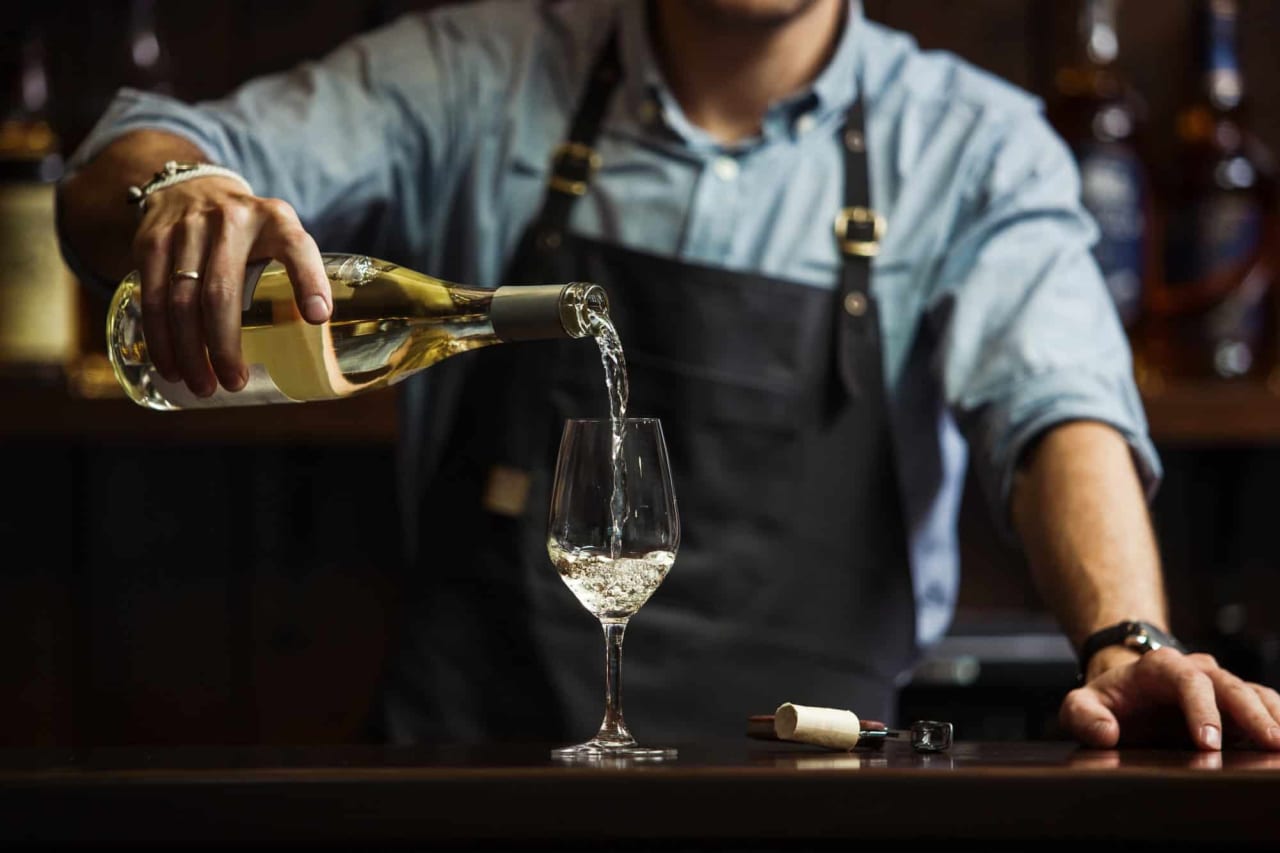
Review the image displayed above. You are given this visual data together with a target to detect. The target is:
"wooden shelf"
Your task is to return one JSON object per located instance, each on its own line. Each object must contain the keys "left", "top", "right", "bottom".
{"left": 1141, "top": 376, "right": 1280, "bottom": 446}
{"left": 5, "top": 360, "right": 1280, "bottom": 448}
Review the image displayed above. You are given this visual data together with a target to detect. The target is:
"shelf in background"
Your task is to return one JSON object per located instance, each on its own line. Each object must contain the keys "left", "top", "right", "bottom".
{"left": 4, "top": 357, "right": 1280, "bottom": 447}
{"left": 0, "top": 355, "right": 398, "bottom": 445}
{"left": 1140, "top": 375, "right": 1280, "bottom": 446}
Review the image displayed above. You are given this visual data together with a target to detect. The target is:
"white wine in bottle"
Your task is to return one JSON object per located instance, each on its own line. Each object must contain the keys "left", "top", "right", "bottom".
{"left": 107, "top": 253, "right": 609, "bottom": 410}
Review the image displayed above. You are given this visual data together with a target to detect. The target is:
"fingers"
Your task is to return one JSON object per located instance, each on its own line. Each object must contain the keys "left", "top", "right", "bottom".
{"left": 130, "top": 186, "right": 327, "bottom": 397}
{"left": 1058, "top": 686, "right": 1120, "bottom": 748}
{"left": 132, "top": 221, "right": 178, "bottom": 382}
{"left": 1186, "top": 653, "right": 1280, "bottom": 750}
{"left": 253, "top": 199, "right": 331, "bottom": 324}
{"left": 1201, "top": 667, "right": 1280, "bottom": 750}
{"left": 203, "top": 205, "right": 254, "bottom": 391}
{"left": 1254, "top": 684, "right": 1280, "bottom": 731}
{"left": 1146, "top": 649, "right": 1222, "bottom": 750}
{"left": 168, "top": 214, "right": 218, "bottom": 397}
{"left": 1072, "top": 647, "right": 1280, "bottom": 751}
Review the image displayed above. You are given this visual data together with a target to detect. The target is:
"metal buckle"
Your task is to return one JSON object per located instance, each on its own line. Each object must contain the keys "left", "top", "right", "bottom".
{"left": 1125, "top": 630, "right": 1154, "bottom": 652}
{"left": 548, "top": 142, "right": 602, "bottom": 196}
{"left": 834, "top": 206, "right": 885, "bottom": 257}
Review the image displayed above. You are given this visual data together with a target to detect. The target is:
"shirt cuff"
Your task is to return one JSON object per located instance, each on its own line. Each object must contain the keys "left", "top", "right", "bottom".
{"left": 969, "top": 366, "right": 1163, "bottom": 540}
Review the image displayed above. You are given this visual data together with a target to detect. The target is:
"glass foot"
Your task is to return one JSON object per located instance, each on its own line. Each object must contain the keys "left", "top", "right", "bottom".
{"left": 551, "top": 739, "right": 677, "bottom": 761}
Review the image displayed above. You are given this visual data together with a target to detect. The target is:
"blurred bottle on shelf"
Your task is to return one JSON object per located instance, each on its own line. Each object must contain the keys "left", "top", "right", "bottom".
{"left": 67, "top": 0, "right": 176, "bottom": 398}
{"left": 123, "top": 0, "right": 173, "bottom": 95}
{"left": 0, "top": 19, "right": 80, "bottom": 383}
{"left": 1145, "top": 0, "right": 1278, "bottom": 385}
{"left": 1047, "top": 0, "right": 1155, "bottom": 332}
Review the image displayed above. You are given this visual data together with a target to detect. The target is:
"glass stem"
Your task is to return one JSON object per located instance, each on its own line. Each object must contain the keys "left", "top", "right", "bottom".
{"left": 595, "top": 619, "right": 634, "bottom": 745}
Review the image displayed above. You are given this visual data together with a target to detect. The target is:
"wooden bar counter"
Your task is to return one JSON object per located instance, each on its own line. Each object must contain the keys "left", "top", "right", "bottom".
{"left": 2, "top": 739, "right": 1278, "bottom": 850}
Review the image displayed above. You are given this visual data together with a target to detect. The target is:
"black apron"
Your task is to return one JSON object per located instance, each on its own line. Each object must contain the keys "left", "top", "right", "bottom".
{"left": 378, "top": 33, "right": 916, "bottom": 744}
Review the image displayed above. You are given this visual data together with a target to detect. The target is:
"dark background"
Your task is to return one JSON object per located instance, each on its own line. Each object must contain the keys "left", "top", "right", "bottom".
{"left": 36, "top": 0, "right": 1280, "bottom": 202}
{"left": 2, "top": 0, "right": 1279, "bottom": 749}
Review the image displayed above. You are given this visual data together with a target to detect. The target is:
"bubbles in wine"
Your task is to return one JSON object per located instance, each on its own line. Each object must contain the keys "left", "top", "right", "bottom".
{"left": 548, "top": 542, "right": 674, "bottom": 619}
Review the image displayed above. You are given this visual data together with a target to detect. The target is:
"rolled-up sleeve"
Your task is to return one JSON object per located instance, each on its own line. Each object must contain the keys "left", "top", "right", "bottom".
{"left": 927, "top": 108, "right": 1162, "bottom": 533}
{"left": 59, "top": 6, "right": 518, "bottom": 288}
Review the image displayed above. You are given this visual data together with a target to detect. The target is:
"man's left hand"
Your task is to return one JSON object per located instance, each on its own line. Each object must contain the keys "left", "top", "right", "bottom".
{"left": 1059, "top": 646, "right": 1280, "bottom": 750}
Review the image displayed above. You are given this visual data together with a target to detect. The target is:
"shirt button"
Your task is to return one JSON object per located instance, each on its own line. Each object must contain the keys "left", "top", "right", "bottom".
{"left": 794, "top": 113, "right": 816, "bottom": 135}
{"left": 843, "top": 292, "right": 868, "bottom": 317}
{"left": 713, "top": 156, "right": 739, "bottom": 181}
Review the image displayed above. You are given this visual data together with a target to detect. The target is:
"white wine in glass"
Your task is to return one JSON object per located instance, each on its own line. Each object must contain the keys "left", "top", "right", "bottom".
{"left": 547, "top": 417, "right": 679, "bottom": 759}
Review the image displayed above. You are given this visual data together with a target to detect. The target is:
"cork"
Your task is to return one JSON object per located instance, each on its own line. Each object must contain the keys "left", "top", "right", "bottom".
{"left": 773, "top": 702, "right": 862, "bottom": 750}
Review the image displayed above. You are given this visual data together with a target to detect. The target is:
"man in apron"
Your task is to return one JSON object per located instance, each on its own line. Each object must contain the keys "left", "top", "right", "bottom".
{"left": 383, "top": 28, "right": 913, "bottom": 743}
{"left": 57, "top": 0, "right": 1280, "bottom": 750}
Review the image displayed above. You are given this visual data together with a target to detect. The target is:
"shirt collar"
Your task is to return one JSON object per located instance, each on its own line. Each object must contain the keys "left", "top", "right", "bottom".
{"left": 617, "top": 0, "right": 864, "bottom": 150}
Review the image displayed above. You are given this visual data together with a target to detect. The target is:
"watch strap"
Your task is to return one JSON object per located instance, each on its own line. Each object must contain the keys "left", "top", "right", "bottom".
{"left": 1077, "top": 620, "right": 1188, "bottom": 680}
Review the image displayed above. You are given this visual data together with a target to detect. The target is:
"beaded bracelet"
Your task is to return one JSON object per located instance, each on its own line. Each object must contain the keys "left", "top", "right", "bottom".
{"left": 126, "top": 160, "right": 255, "bottom": 213}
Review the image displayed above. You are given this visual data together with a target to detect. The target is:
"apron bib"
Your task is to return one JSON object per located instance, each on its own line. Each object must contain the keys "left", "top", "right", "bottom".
{"left": 380, "top": 32, "right": 915, "bottom": 743}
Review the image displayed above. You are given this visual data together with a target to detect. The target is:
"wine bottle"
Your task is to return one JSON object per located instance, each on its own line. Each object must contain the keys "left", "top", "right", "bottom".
{"left": 0, "top": 21, "right": 80, "bottom": 379}
{"left": 1150, "top": 0, "right": 1277, "bottom": 382}
{"left": 123, "top": 0, "right": 173, "bottom": 96}
{"left": 107, "top": 253, "right": 609, "bottom": 410}
{"left": 1047, "top": 0, "right": 1155, "bottom": 330}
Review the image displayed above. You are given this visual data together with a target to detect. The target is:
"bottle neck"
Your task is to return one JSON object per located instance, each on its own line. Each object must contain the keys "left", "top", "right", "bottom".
{"left": 2, "top": 29, "right": 49, "bottom": 122}
{"left": 1079, "top": 0, "right": 1120, "bottom": 66}
{"left": 1198, "top": 0, "right": 1243, "bottom": 110}
{"left": 127, "top": 0, "right": 173, "bottom": 94}
{"left": 489, "top": 282, "right": 609, "bottom": 342}
{"left": 0, "top": 27, "right": 62, "bottom": 181}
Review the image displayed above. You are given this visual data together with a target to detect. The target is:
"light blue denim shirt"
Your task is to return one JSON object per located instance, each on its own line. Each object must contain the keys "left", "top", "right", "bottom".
{"left": 60, "top": 0, "right": 1161, "bottom": 648}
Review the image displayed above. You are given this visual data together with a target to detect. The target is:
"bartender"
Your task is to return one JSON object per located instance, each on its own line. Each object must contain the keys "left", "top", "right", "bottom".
{"left": 57, "top": 0, "right": 1280, "bottom": 750}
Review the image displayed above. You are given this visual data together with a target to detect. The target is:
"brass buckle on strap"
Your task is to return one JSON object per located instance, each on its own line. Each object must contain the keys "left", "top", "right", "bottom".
{"left": 548, "top": 142, "right": 602, "bottom": 196}
{"left": 834, "top": 206, "right": 885, "bottom": 257}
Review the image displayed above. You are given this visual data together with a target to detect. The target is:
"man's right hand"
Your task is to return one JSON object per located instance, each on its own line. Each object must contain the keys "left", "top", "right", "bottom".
{"left": 130, "top": 177, "right": 332, "bottom": 397}
{"left": 57, "top": 130, "right": 334, "bottom": 398}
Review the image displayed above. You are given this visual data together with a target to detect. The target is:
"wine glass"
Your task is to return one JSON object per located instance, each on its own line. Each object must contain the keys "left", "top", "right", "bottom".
{"left": 547, "top": 417, "right": 680, "bottom": 760}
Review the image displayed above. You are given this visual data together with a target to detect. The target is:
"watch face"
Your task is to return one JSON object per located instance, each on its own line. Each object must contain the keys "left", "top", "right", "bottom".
{"left": 1079, "top": 621, "right": 1188, "bottom": 681}
{"left": 1124, "top": 622, "right": 1179, "bottom": 654}
{"left": 1123, "top": 630, "right": 1153, "bottom": 652}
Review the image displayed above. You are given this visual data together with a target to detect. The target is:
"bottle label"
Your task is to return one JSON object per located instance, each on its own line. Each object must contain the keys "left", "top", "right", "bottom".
{"left": 1202, "top": 0, "right": 1243, "bottom": 108}
{"left": 0, "top": 183, "right": 79, "bottom": 365}
{"left": 1198, "top": 264, "right": 1269, "bottom": 377}
{"left": 1207, "top": 0, "right": 1240, "bottom": 76}
{"left": 145, "top": 363, "right": 296, "bottom": 408}
{"left": 1166, "top": 194, "right": 1263, "bottom": 284}
{"left": 1162, "top": 193, "right": 1269, "bottom": 377}
{"left": 1077, "top": 143, "right": 1148, "bottom": 327}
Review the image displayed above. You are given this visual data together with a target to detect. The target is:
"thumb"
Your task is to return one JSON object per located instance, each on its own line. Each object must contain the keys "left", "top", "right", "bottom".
{"left": 1060, "top": 686, "right": 1120, "bottom": 748}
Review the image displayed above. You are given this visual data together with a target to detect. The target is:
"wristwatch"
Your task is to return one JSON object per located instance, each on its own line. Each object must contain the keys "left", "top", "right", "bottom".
{"left": 1077, "top": 620, "right": 1188, "bottom": 681}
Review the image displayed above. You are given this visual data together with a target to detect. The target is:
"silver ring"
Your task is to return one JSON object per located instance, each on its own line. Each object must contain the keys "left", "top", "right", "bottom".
{"left": 171, "top": 269, "right": 201, "bottom": 281}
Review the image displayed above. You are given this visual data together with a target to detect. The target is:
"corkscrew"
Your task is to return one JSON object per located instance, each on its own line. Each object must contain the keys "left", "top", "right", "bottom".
{"left": 846, "top": 720, "right": 953, "bottom": 752}
{"left": 748, "top": 703, "right": 953, "bottom": 753}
